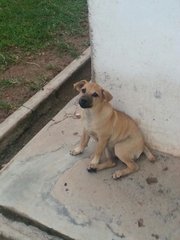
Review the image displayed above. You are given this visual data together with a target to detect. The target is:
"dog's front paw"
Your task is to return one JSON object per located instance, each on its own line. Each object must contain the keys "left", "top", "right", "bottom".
{"left": 70, "top": 147, "right": 83, "bottom": 156}
{"left": 87, "top": 163, "right": 97, "bottom": 173}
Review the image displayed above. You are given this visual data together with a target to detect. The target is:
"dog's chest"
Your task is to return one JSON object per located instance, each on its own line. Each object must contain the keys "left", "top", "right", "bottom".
{"left": 89, "top": 131, "right": 98, "bottom": 141}
{"left": 82, "top": 110, "right": 94, "bottom": 130}
{"left": 82, "top": 118, "right": 99, "bottom": 141}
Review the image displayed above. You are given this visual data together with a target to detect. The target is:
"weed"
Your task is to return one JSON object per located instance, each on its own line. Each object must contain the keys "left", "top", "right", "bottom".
{"left": 46, "top": 63, "right": 58, "bottom": 71}
{"left": 57, "top": 41, "right": 79, "bottom": 58}
{"left": 0, "top": 78, "right": 23, "bottom": 89}
{"left": 26, "top": 75, "right": 47, "bottom": 91}
{"left": 0, "top": 53, "right": 17, "bottom": 71}
{"left": 0, "top": 100, "right": 13, "bottom": 111}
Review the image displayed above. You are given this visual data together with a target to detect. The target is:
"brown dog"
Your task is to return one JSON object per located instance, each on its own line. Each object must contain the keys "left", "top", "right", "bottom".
{"left": 70, "top": 80, "right": 155, "bottom": 179}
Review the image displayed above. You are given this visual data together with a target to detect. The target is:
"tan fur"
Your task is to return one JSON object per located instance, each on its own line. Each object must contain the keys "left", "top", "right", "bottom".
{"left": 70, "top": 80, "right": 155, "bottom": 179}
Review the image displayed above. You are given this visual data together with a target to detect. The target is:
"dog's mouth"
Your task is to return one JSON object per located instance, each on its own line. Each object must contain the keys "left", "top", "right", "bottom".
{"left": 79, "top": 95, "right": 93, "bottom": 109}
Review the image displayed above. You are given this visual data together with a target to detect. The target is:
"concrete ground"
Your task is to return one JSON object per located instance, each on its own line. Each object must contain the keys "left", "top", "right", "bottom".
{"left": 0, "top": 97, "right": 179, "bottom": 240}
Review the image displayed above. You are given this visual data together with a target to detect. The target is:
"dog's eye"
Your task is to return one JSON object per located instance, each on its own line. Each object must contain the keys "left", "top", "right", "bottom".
{"left": 92, "top": 92, "right": 99, "bottom": 97}
{"left": 82, "top": 88, "right": 86, "bottom": 93}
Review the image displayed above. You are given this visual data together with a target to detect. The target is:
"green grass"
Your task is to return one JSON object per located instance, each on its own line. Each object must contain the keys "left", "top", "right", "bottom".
{"left": 46, "top": 63, "right": 58, "bottom": 71}
{"left": 0, "top": 76, "right": 48, "bottom": 92}
{"left": 56, "top": 41, "right": 79, "bottom": 58}
{"left": 0, "top": 0, "right": 88, "bottom": 70}
{"left": 0, "top": 78, "right": 22, "bottom": 89}
{"left": 0, "top": 100, "right": 13, "bottom": 110}
{"left": 26, "top": 75, "right": 47, "bottom": 91}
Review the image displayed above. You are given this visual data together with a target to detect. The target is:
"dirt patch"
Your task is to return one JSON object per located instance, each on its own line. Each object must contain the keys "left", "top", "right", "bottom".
{"left": 0, "top": 36, "right": 89, "bottom": 123}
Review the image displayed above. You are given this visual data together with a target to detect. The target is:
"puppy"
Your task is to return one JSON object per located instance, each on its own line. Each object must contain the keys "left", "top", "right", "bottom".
{"left": 70, "top": 80, "right": 155, "bottom": 179}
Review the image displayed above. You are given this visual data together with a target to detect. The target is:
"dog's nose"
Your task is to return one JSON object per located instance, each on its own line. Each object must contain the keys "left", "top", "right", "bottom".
{"left": 79, "top": 95, "right": 92, "bottom": 108}
{"left": 80, "top": 98, "right": 87, "bottom": 105}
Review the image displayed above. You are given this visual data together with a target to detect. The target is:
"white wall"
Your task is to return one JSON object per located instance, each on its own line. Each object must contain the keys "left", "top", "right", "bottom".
{"left": 88, "top": 0, "right": 180, "bottom": 156}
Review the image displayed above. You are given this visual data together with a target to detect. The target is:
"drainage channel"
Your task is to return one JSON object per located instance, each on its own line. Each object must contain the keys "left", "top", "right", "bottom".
{"left": 0, "top": 205, "right": 74, "bottom": 240}
{"left": 0, "top": 60, "right": 91, "bottom": 169}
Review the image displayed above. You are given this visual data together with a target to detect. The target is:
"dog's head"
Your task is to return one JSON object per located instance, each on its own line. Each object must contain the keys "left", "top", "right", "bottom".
{"left": 74, "top": 80, "right": 113, "bottom": 109}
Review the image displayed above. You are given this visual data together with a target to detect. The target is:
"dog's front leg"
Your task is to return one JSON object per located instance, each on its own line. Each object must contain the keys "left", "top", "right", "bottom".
{"left": 70, "top": 128, "right": 90, "bottom": 155}
{"left": 87, "top": 138, "right": 108, "bottom": 171}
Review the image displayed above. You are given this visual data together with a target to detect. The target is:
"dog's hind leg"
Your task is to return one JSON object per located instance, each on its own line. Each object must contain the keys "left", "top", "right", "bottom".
{"left": 95, "top": 160, "right": 116, "bottom": 171}
{"left": 112, "top": 142, "right": 139, "bottom": 179}
{"left": 97, "top": 148, "right": 116, "bottom": 170}
{"left": 144, "top": 145, "right": 155, "bottom": 162}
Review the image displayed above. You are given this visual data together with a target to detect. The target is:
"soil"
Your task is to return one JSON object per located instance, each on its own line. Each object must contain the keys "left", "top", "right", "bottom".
{"left": 0, "top": 35, "right": 89, "bottom": 123}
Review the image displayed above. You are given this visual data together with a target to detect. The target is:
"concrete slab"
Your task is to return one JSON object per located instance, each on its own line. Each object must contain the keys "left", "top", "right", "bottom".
{"left": 0, "top": 97, "right": 180, "bottom": 240}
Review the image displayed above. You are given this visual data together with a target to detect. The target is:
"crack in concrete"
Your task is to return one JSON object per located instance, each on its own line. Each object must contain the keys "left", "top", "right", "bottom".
{"left": 22, "top": 105, "right": 33, "bottom": 112}
{"left": 47, "top": 111, "right": 80, "bottom": 131}
{"left": 20, "top": 145, "right": 66, "bottom": 164}
{"left": 106, "top": 223, "right": 125, "bottom": 239}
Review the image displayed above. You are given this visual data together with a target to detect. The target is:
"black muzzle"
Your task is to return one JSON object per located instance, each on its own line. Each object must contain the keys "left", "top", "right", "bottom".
{"left": 79, "top": 95, "right": 93, "bottom": 108}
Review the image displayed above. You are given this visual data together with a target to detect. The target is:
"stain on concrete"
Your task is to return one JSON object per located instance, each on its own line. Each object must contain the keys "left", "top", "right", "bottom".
{"left": 138, "top": 111, "right": 143, "bottom": 117}
{"left": 118, "top": 83, "right": 122, "bottom": 89}
{"left": 51, "top": 198, "right": 92, "bottom": 227}
{"left": 133, "top": 85, "right": 137, "bottom": 92}
{"left": 154, "top": 90, "right": 162, "bottom": 99}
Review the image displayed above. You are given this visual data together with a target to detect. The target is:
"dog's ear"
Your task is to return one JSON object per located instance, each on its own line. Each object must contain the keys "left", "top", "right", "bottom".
{"left": 73, "top": 80, "right": 88, "bottom": 92}
{"left": 102, "top": 89, "right": 113, "bottom": 102}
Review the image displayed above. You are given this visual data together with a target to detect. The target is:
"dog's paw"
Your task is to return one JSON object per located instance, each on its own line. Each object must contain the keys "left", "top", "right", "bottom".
{"left": 149, "top": 155, "right": 156, "bottom": 163}
{"left": 70, "top": 147, "right": 82, "bottom": 156}
{"left": 87, "top": 167, "right": 97, "bottom": 173}
{"left": 112, "top": 171, "right": 122, "bottom": 180}
{"left": 87, "top": 163, "right": 97, "bottom": 173}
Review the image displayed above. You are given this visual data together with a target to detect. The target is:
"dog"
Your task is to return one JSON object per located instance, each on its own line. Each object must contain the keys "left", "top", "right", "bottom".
{"left": 70, "top": 80, "right": 155, "bottom": 179}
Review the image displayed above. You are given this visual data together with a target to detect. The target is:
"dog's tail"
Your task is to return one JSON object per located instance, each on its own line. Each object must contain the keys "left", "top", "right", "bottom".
{"left": 144, "top": 144, "right": 155, "bottom": 162}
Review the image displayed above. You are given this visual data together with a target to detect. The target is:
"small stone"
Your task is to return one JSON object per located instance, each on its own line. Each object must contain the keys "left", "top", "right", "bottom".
{"left": 151, "top": 233, "right": 159, "bottom": 239}
{"left": 75, "top": 113, "right": 81, "bottom": 119}
{"left": 158, "top": 189, "right": 164, "bottom": 194}
{"left": 162, "top": 167, "right": 168, "bottom": 171}
{"left": 138, "top": 218, "right": 144, "bottom": 227}
{"left": 65, "top": 188, "right": 69, "bottom": 192}
{"left": 64, "top": 183, "right": 67, "bottom": 186}
{"left": 120, "top": 233, "right": 125, "bottom": 238}
{"left": 73, "top": 132, "right": 78, "bottom": 135}
{"left": 146, "top": 177, "right": 158, "bottom": 185}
